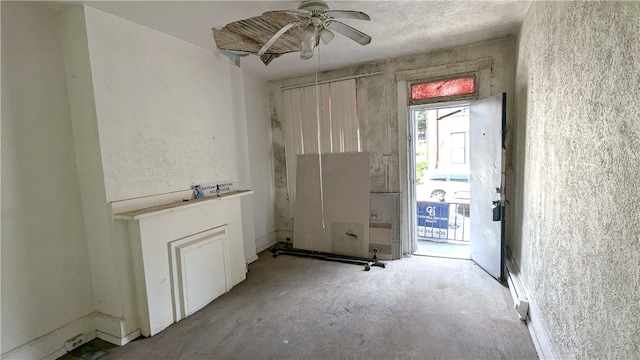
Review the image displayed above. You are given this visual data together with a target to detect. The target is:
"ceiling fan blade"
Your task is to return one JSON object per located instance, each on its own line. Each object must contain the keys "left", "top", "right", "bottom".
{"left": 258, "top": 21, "right": 300, "bottom": 56}
{"left": 260, "top": 53, "right": 282, "bottom": 66}
{"left": 263, "top": 9, "right": 312, "bottom": 17}
{"left": 325, "top": 10, "right": 370, "bottom": 21}
{"left": 325, "top": 20, "right": 371, "bottom": 46}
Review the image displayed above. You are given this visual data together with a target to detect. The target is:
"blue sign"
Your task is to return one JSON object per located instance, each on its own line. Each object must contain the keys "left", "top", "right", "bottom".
{"left": 417, "top": 202, "right": 449, "bottom": 238}
{"left": 417, "top": 202, "right": 449, "bottom": 228}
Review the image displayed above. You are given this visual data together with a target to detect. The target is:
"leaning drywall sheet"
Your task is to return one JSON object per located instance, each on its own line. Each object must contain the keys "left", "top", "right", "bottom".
{"left": 294, "top": 152, "right": 370, "bottom": 258}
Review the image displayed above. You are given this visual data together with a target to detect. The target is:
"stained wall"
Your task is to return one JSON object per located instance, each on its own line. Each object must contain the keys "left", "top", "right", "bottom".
{"left": 513, "top": 2, "right": 640, "bottom": 358}
{"left": 269, "top": 38, "right": 516, "bottom": 241}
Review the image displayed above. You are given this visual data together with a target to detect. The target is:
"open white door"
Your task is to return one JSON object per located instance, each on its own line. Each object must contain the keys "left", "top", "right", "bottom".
{"left": 469, "top": 93, "right": 506, "bottom": 280}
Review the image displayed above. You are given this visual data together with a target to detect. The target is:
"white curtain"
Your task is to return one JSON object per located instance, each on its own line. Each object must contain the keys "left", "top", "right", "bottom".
{"left": 329, "top": 80, "right": 360, "bottom": 153}
{"left": 282, "top": 79, "right": 359, "bottom": 215}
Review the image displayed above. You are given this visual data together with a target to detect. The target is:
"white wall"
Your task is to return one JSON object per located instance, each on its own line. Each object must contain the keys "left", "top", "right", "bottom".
{"left": 1, "top": 1, "right": 275, "bottom": 357}
{"left": 513, "top": 2, "right": 640, "bottom": 358}
{"left": 3, "top": 1, "right": 296, "bottom": 357}
{"left": 83, "top": 6, "right": 238, "bottom": 202}
{"left": 81, "top": 6, "right": 273, "bottom": 262}
{"left": 60, "top": 6, "right": 124, "bottom": 333}
{"left": 243, "top": 73, "right": 277, "bottom": 252}
{"left": 1, "top": 1, "right": 94, "bottom": 356}
{"left": 229, "top": 65, "right": 257, "bottom": 262}
{"left": 59, "top": 3, "right": 248, "bottom": 339}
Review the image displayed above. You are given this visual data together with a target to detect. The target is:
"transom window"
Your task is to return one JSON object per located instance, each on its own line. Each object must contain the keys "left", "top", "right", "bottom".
{"left": 411, "top": 77, "right": 475, "bottom": 101}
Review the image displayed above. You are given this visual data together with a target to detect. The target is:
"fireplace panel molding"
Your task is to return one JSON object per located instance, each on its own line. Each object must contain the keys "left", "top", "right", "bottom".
{"left": 113, "top": 190, "right": 252, "bottom": 336}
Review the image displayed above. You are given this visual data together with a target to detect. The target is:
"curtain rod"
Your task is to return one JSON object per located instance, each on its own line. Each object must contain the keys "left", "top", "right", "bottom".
{"left": 280, "top": 71, "right": 383, "bottom": 91}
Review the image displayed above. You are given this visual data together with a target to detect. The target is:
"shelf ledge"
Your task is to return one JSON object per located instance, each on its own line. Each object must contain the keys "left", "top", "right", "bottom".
{"left": 113, "top": 190, "right": 254, "bottom": 221}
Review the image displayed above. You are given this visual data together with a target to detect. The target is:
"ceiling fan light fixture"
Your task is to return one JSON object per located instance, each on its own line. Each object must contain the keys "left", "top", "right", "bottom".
{"left": 319, "top": 28, "right": 335, "bottom": 44}
{"left": 213, "top": 1, "right": 371, "bottom": 65}
{"left": 300, "top": 24, "right": 317, "bottom": 59}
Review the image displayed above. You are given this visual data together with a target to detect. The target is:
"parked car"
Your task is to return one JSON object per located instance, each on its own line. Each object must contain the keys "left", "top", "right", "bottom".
{"left": 417, "top": 170, "right": 470, "bottom": 202}
{"left": 452, "top": 190, "right": 470, "bottom": 217}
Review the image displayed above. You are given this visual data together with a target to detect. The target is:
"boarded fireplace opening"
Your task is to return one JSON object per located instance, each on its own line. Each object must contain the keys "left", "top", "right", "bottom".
{"left": 169, "top": 226, "right": 230, "bottom": 321}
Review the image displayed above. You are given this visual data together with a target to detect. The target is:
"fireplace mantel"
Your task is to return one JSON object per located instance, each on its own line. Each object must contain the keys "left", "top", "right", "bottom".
{"left": 113, "top": 190, "right": 254, "bottom": 220}
{"left": 113, "top": 190, "right": 252, "bottom": 337}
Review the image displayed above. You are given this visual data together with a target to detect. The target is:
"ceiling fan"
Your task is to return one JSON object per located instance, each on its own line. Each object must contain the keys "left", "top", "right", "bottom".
{"left": 259, "top": 0, "right": 372, "bottom": 60}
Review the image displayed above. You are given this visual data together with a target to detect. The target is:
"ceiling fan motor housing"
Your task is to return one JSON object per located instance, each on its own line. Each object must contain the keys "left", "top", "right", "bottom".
{"left": 299, "top": 0, "right": 330, "bottom": 16}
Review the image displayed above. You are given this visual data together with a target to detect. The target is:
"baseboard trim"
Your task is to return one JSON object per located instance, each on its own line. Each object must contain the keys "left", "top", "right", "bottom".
{"left": 94, "top": 312, "right": 124, "bottom": 340}
{"left": 1, "top": 312, "right": 142, "bottom": 360}
{"left": 525, "top": 294, "right": 560, "bottom": 359}
{"left": 96, "top": 329, "right": 141, "bottom": 346}
{"left": 507, "top": 258, "right": 560, "bottom": 360}
{"left": 94, "top": 312, "right": 142, "bottom": 346}
{"left": 256, "top": 230, "right": 278, "bottom": 253}
{"left": 1, "top": 313, "right": 96, "bottom": 360}
{"left": 246, "top": 254, "right": 259, "bottom": 264}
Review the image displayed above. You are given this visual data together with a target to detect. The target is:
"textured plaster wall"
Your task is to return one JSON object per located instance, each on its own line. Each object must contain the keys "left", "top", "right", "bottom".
{"left": 269, "top": 38, "right": 516, "bottom": 238}
{"left": 1, "top": 2, "right": 94, "bottom": 353}
{"left": 513, "top": 2, "right": 640, "bottom": 358}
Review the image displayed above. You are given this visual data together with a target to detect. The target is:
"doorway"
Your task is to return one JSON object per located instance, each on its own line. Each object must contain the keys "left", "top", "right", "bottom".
{"left": 410, "top": 104, "right": 471, "bottom": 259}
{"left": 395, "top": 60, "right": 505, "bottom": 279}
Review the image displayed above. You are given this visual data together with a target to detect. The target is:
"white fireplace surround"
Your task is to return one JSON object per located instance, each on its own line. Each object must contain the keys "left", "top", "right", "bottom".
{"left": 113, "top": 190, "right": 252, "bottom": 337}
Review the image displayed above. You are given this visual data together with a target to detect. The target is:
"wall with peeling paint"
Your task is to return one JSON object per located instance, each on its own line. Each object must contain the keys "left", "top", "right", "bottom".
{"left": 513, "top": 2, "right": 640, "bottom": 358}
{"left": 269, "top": 38, "right": 516, "bottom": 242}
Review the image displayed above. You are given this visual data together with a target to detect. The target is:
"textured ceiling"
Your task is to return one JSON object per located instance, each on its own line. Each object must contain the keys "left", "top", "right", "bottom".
{"left": 67, "top": 1, "right": 530, "bottom": 80}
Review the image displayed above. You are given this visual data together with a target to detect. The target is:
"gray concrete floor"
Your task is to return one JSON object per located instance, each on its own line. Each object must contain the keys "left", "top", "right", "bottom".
{"left": 415, "top": 239, "right": 470, "bottom": 259}
{"left": 62, "top": 250, "right": 537, "bottom": 360}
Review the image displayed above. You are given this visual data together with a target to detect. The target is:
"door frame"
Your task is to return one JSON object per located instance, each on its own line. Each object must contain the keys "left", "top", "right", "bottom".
{"left": 408, "top": 101, "right": 472, "bottom": 254}
{"left": 397, "top": 57, "right": 493, "bottom": 256}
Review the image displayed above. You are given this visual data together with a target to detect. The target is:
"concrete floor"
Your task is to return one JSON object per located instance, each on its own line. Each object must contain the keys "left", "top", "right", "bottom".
{"left": 62, "top": 250, "right": 538, "bottom": 360}
{"left": 415, "top": 239, "right": 471, "bottom": 259}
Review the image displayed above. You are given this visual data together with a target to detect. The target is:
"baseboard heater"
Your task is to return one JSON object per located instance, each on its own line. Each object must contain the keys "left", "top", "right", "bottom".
{"left": 269, "top": 242, "right": 386, "bottom": 271}
{"left": 506, "top": 258, "right": 529, "bottom": 320}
